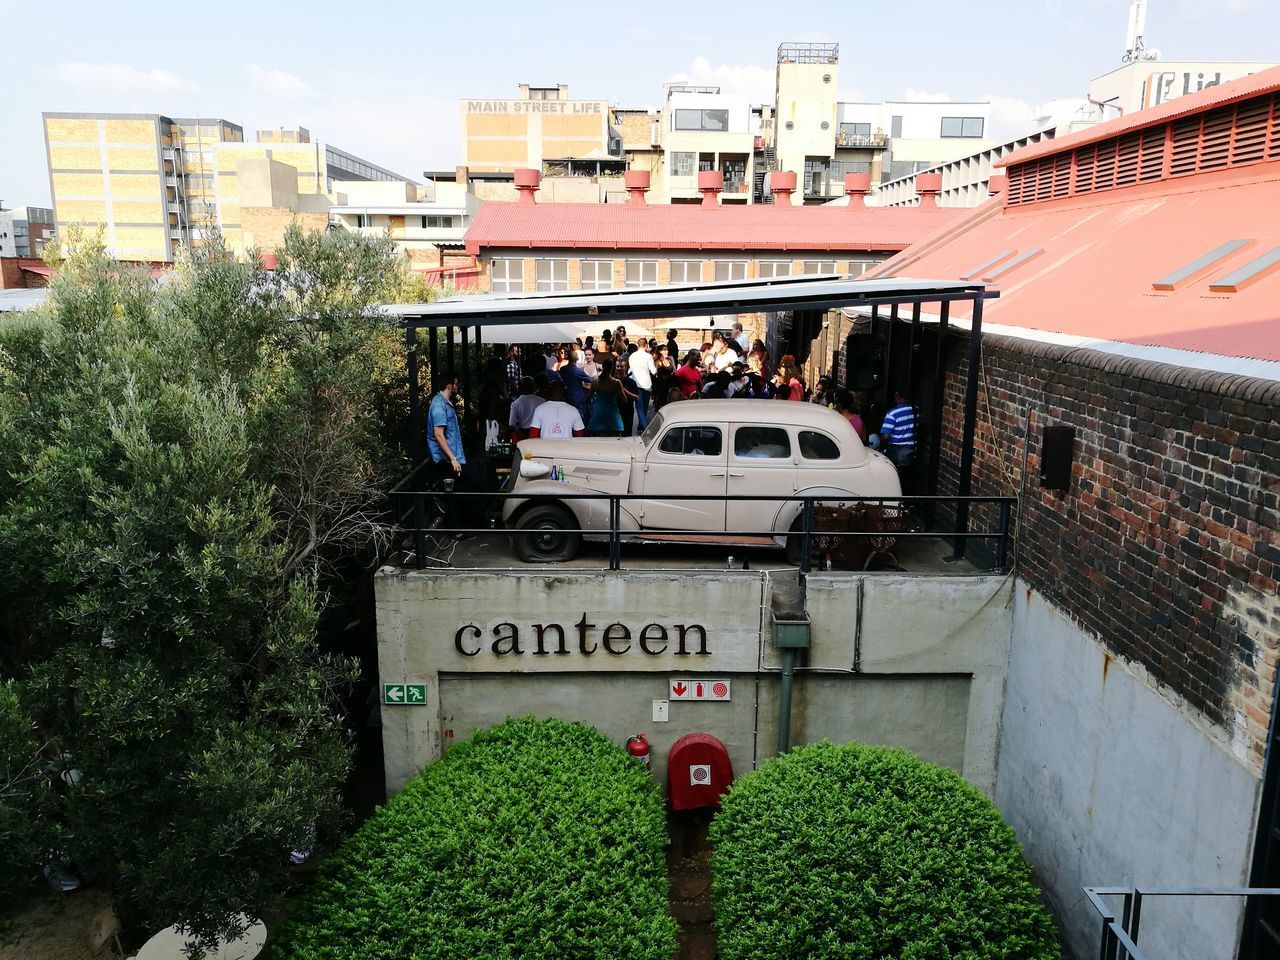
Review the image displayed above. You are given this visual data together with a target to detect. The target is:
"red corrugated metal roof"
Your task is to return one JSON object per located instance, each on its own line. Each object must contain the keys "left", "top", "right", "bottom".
{"left": 865, "top": 161, "right": 1280, "bottom": 363}
{"left": 1000, "top": 65, "right": 1280, "bottom": 170}
{"left": 463, "top": 201, "right": 962, "bottom": 255}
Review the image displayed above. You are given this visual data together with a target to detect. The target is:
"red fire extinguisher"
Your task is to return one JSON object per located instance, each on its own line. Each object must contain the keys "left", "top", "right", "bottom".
{"left": 626, "top": 734, "right": 651, "bottom": 769}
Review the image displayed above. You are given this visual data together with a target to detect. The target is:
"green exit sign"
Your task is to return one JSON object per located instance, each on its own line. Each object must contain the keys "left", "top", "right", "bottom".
{"left": 383, "top": 683, "right": 426, "bottom": 706}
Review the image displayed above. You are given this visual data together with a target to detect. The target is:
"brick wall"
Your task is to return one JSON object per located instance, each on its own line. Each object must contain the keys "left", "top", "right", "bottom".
{"left": 0, "top": 258, "right": 48, "bottom": 289}
{"left": 937, "top": 331, "right": 1280, "bottom": 771}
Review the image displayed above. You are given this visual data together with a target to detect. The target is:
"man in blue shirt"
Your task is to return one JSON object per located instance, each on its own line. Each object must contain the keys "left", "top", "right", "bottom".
{"left": 879, "top": 387, "right": 917, "bottom": 467}
{"left": 561, "top": 350, "right": 594, "bottom": 421}
{"left": 427, "top": 371, "right": 473, "bottom": 538}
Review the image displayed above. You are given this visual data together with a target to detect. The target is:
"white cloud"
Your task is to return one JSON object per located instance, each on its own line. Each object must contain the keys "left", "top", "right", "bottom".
{"left": 245, "top": 64, "right": 314, "bottom": 99}
{"left": 54, "top": 61, "right": 199, "bottom": 96}
{"left": 983, "top": 95, "right": 1038, "bottom": 141}
{"left": 668, "top": 56, "right": 775, "bottom": 104}
{"left": 903, "top": 87, "right": 952, "bottom": 103}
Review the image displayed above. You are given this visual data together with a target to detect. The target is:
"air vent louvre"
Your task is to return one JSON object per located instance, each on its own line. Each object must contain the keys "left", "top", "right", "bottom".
{"left": 1006, "top": 91, "right": 1280, "bottom": 205}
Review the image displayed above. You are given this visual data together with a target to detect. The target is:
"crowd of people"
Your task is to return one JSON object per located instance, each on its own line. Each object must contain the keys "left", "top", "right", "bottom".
{"left": 425, "top": 324, "right": 919, "bottom": 536}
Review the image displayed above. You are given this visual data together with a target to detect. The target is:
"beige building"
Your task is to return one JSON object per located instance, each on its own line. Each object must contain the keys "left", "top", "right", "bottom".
{"left": 1089, "top": 59, "right": 1276, "bottom": 115}
{"left": 461, "top": 84, "right": 621, "bottom": 174}
{"left": 44, "top": 112, "right": 406, "bottom": 261}
{"left": 327, "top": 176, "right": 481, "bottom": 272}
{"left": 658, "top": 86, "right": 756, "bottom": 204}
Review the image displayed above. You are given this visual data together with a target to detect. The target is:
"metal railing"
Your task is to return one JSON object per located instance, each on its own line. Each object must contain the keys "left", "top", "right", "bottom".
{"left": 1084, "top": 886, "right": 1280, "bottom": 960}
{"left": 388, "top": 475, "right": 1014, "bottom": 573}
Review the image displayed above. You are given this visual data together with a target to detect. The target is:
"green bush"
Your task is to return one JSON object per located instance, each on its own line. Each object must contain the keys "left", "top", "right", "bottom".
{"left": 710, "top": 741, "right": 1060, "bottom": 960}
{"left": 267, "top": 718, "right": 677, "bottom": 960}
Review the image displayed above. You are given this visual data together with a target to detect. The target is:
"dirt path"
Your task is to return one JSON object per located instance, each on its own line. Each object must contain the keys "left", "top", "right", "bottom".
{"left": 667, "top": 811, "right": 717, "bottom": 960}
{"left": 0, "top": 890, "right": 113, "bottom": 960}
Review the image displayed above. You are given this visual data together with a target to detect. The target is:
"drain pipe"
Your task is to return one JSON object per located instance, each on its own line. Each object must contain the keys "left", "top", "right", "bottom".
{"left": 776, "top": 645, "right": 797, "bottom": 756}
{"left": 772, "top": 548, "right": 811, "bottom": 756}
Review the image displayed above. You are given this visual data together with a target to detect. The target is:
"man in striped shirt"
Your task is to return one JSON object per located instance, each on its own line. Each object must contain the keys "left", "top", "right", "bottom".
{"left": 879, "top": 387, "right": 917, "bottom": 467}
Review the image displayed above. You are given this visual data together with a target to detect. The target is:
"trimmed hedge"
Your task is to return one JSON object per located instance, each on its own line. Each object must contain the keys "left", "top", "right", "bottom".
{"left": 267, "top": 718, "right": 677, "bottom": 960}
{"left": 710, "top": 741, "right": 1060, "bottom": 960}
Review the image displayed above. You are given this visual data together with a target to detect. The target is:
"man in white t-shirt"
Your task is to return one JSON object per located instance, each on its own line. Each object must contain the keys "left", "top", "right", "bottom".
{"left": 528, "top": 382, "right": 585, "bottom": 439}
{"left": 628, "top": 341, "right": 656, "bottom": 432}
{"left": 731, "top": 322, "right": 750, "bottom": 355}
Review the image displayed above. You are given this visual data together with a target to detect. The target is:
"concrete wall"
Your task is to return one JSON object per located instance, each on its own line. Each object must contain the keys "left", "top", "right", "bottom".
{"left": 997, "top": 587, "right": 1262, "bottom": 960}
{"left": 375, "top": 567, "right": 1013, "bottom": 796}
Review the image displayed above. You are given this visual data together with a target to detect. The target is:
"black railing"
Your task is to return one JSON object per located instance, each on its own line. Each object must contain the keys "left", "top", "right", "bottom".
{"left": 1084, "top": 886, "right": 1280, "bottom": 960}
{"left": 388, "top": 483, "right": 1016, "bottom": 573}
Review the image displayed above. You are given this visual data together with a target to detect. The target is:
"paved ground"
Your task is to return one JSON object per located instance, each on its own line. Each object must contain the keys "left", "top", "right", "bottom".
{"left": 668, "top": 811, "right": 718, "bottom": 960}
{"left": 0, "top": 891, "right": 112, "bottom": 960}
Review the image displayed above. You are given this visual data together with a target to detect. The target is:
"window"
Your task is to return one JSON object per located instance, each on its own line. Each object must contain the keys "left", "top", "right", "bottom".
{"left": 846, "top": 259, "right": 879, "bottom": 277}
{"left": 840, "top": 122, "right": 872, "bottom": 138}
{"left": 940, "top": 116, "right": 985, "bottom": 138}
{"left": 799, "top": 431, "right": 840, "bottom": 460}
{"left": 735, "top": 427, "right": 791, "bottom": 459}
{"left": 580, "top": 259, "right": 614, "bottom": 291}
{"left": 356, "top": 213, "right": 374, "bottom": 228}
{"left": 820, "top": 120, "right": 830, "bottom": 130}
{"left": 758, "top": 261, "right": 792, "bottom": 279}
{"left": 669, "top": 260, "right": 701, "bottom": 284}
{"left": 784, "top": 120, "right": 795, "bottom": 131}
{"left": 804, "top": 260, "right": 837, "bottom": 275}
{"left": 659, "top": 426, "right": 722, "bottom": 457}
{"left": 714, "top": 261, "right": 748, "bottom": 282}
{"left": 491, "top": 258, "right": 524, "bottom": 293}
{"left": 673, "top": 109, "right": 730, "bottom": 132}
{"left": 803, "top": 158, "right": 830, "bottom": 195}
{"left": 625, "top": 260, "right": 658, "bottom": 287}
{"left": 535, "top": 259, "right": 569, "bottom": 291}
{"left": 421, "top": 215, "right": 455, "bottom": 229}
{"left": 671, "top": 152, "right": 695, "bottom": 177}
{"left": 890, "top": 115, "right": 903, "bottom": 138}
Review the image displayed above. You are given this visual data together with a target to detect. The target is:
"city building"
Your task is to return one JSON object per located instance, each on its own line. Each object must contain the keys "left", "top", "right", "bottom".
{"left": 839, "top": 65, "right": 1280, "bottom": 958}
{"left": 0, "top": 206, "right": 54, "bottom": 258}
{"left": 462, "top": 168, "right": 962, "bottom": 297}
{"left": 327, "top": 174, "right": 482, "bottom": 278}
{"left": 43, "top": 113, "right": 406, "bottom": 261}
{"left": 659, "top": 85, "right": 757, "bottom": 204}
{"left": 869, "top": 129, "right": 1058, "bottom": 208}
{"left": 461, "top": 84, "right": 622, "bottom": 175}
{"left": 1089, "top": 58, "right": 1276, "bottom": 115}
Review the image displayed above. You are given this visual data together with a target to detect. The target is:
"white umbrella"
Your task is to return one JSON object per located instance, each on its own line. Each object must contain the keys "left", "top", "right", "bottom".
{"left": 136, "top": 916, "right": 266, "bottom": 960}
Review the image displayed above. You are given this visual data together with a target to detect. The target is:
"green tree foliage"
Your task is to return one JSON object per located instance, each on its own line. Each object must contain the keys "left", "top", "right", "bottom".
{"left": 266, "top": 718, "right": 679, "bottom": 960}
{"left": 710, "top": 741, "right": 1061, "bottom": 960}
{"left": 0, "top": 224, "right": 408, "bottom": 945}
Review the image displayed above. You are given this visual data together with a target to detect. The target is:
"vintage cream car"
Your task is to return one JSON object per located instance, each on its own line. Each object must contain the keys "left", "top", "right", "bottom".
{"left": 503, "top": 399, "right": 902, "bottom": 562}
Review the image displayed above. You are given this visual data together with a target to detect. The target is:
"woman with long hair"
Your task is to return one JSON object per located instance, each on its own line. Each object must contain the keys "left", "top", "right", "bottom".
{"left": 587, "top": 356, "right": 637, "bottom": 437}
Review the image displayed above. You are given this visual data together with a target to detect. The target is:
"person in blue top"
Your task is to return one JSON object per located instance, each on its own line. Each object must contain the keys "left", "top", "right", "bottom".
{"left": 878, "top": 386, "right": 917, "bottom": 467}
{"left": 560, "top": 350, "right": 594, "bottom": 421}
{"left": 427, "top": 370, "right": 473, "bottom": 539}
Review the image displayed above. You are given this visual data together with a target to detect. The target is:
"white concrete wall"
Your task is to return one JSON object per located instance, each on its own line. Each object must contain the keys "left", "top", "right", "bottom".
{"left": 996, "top": 587, "right": 1262, "bottom": 960}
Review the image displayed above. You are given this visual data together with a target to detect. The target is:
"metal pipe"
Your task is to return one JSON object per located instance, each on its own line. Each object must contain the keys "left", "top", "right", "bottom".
{"left": 927, "top": 300, "right": 950, "bottom": 502}
{"left": 405, "top": 326, "right": 422, "bottom": 469}
{"left": 950, "top": 295, "right": 985, "bottom": 560}
{"left": 776, "top": 647, "right": 796, "bottom": 756}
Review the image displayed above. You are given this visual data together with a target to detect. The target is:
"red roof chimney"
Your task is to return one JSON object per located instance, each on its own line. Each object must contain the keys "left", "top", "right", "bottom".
{"left": 625, "top": 170, "right": 651, "bottom": 207}
{"left": 986, "top": 174, "right": 1008, "bottom": 199}
{"left": 843, "top": 172, "right": 871, "bottom": 207}
{"left": 698, "top": 170, "right": 724, "bottom": 206}
{"left": 770, "top": 171, "right": 797, "bottom": 206}
{"left": 915, "top": 172, "right": 942, "bottom": 210}
{"left": 514, "top": 168, "right": 541, "bottom": 205}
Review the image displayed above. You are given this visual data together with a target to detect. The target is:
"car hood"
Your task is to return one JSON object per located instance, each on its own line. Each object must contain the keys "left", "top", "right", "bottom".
{"left": 517, "top": 437, "right": 639, "bottom": 463}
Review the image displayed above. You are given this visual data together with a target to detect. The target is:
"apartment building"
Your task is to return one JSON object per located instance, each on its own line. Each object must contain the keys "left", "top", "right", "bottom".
{"left": 461, "top": 84, "right": 621, "bottom": 175}
{"left": 327, "top": 176, "right": 481, "bottom": 273}
{"left": 43, "top": 113, "right": 405, "bottom": 261}
{"left": 0, "top": 206, "right": 54, "bottom": 258}
{"left": 660, "top": 86, "right": 756, "bottom": 205}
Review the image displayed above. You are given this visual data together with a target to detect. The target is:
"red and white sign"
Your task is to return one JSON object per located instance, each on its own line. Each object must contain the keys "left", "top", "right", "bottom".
{"left": 689, "top": 764, "right": 711, "bottom": 786}
{"left": 669, "top": 678, "right": 731, "bottom": 702}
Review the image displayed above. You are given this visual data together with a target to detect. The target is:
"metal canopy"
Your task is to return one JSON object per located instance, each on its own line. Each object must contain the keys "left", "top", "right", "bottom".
{"left": 385, "top": 276, "right": 992, "bottom": 328}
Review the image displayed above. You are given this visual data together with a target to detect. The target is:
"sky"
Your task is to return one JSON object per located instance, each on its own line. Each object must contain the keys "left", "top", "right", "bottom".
{"left": 1, "top": 0, "right": 1277, "bottom": 209}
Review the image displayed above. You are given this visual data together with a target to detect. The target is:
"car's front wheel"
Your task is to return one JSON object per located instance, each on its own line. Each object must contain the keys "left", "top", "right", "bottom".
{"left": 514, "top": 503, "right": 582, "bottom": 563}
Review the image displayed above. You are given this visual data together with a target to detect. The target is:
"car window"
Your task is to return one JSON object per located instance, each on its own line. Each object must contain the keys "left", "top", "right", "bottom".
{"left": 799, "top": 430, "right": 840, "bottom": 461}
{"left": 658, "top": 426, "right": 723, "bottom": 456}
{"left": 639, "top": 411, "right": 665, "bottom": 446}
{"left": 734, "top": 426, "right": 791, "bottom": 459}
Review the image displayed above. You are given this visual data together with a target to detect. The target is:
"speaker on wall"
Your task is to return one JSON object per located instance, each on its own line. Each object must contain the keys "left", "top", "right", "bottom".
{"left": 1040, "top": 425, "right": 1075, "bottom": 492}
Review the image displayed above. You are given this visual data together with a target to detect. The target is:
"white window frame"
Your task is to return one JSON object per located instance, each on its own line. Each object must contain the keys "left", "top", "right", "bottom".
{"left": 535, "top": 258, "right": 570, "bottom": 292}
{"left": 941, "top": 116, "right": 985, "bottom": 138}
{"left": 803, "top": 260, "right": 837, "bottom": 275}
{"left": 669, "top": 260, "right": 701, "bottom": 285}
{"left": 671, "top": 152, "right": 695, "bottom": 177}
{"left": 757, "top": 260, "right": 792, "bottom": 279}
{"left": 625, "top": 259, "right": 658, "bottom": 288}
{"left": 714, "top": 260, "right": 749, "bottom": 282}
{"left": 580, "top": 259, "right": 614, "bottom": 291}
{"left": 491, "top": 258, "right": 524, "bottom": 293}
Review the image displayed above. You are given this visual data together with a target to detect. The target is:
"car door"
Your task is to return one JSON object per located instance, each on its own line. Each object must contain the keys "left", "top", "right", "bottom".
{"left": 726, "top": 424, "right": 796, "bottom": 537}
{"left": 639, "top": 424, "right": 728, "bottom": 532}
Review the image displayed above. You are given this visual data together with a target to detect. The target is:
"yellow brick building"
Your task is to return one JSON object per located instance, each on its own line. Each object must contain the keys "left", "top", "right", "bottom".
{"left": 462, "top": 84, "right": 620, "bottom": 174}
{"left": 44, "top": 113, "right": 407, "bottom": 261}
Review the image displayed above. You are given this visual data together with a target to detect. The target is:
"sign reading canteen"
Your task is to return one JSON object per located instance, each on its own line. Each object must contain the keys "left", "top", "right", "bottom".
{"left": 455, "top": 616, "right": 710, "bottom": 659}
{"left": 465, "top": 99, "right": 606, "bottom": 115}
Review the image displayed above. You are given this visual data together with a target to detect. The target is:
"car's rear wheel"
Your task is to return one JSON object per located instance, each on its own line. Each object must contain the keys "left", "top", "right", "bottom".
{"left": 514, "top": 503, "right": 581, "bottom": 563}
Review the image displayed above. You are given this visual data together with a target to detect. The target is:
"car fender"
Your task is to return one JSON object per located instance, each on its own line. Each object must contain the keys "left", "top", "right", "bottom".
{"left": 504, "top": 482, "right": 641, "bottom": 532}
{"left": 773, "top": 470, "right": 904, "bottom": 533}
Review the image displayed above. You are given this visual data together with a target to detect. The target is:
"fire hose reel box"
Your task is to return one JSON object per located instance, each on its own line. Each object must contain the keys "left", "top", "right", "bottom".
{"left": 667, "top": 732, "right": 733, "bottom": 811}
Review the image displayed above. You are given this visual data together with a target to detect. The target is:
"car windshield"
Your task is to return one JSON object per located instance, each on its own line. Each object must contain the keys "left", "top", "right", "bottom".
{"left": 639, "top": 411, "right": 665, "bottom": 446}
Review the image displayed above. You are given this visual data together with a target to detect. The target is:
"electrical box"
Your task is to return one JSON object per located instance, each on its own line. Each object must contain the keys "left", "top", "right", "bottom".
{"left": 667, "top": 733, "right": 733, "bottom": 811}
{"left": 1040, "top": 425, "right": 1076, "bottom": 492}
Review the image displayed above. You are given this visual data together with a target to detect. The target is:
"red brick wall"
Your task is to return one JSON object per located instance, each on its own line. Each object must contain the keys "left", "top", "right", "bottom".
{"left": 0, "top": 258, "right": 48, "bottom": 289}
{"left": 938, "top": 332, "right": 1280, "bottom": 769}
